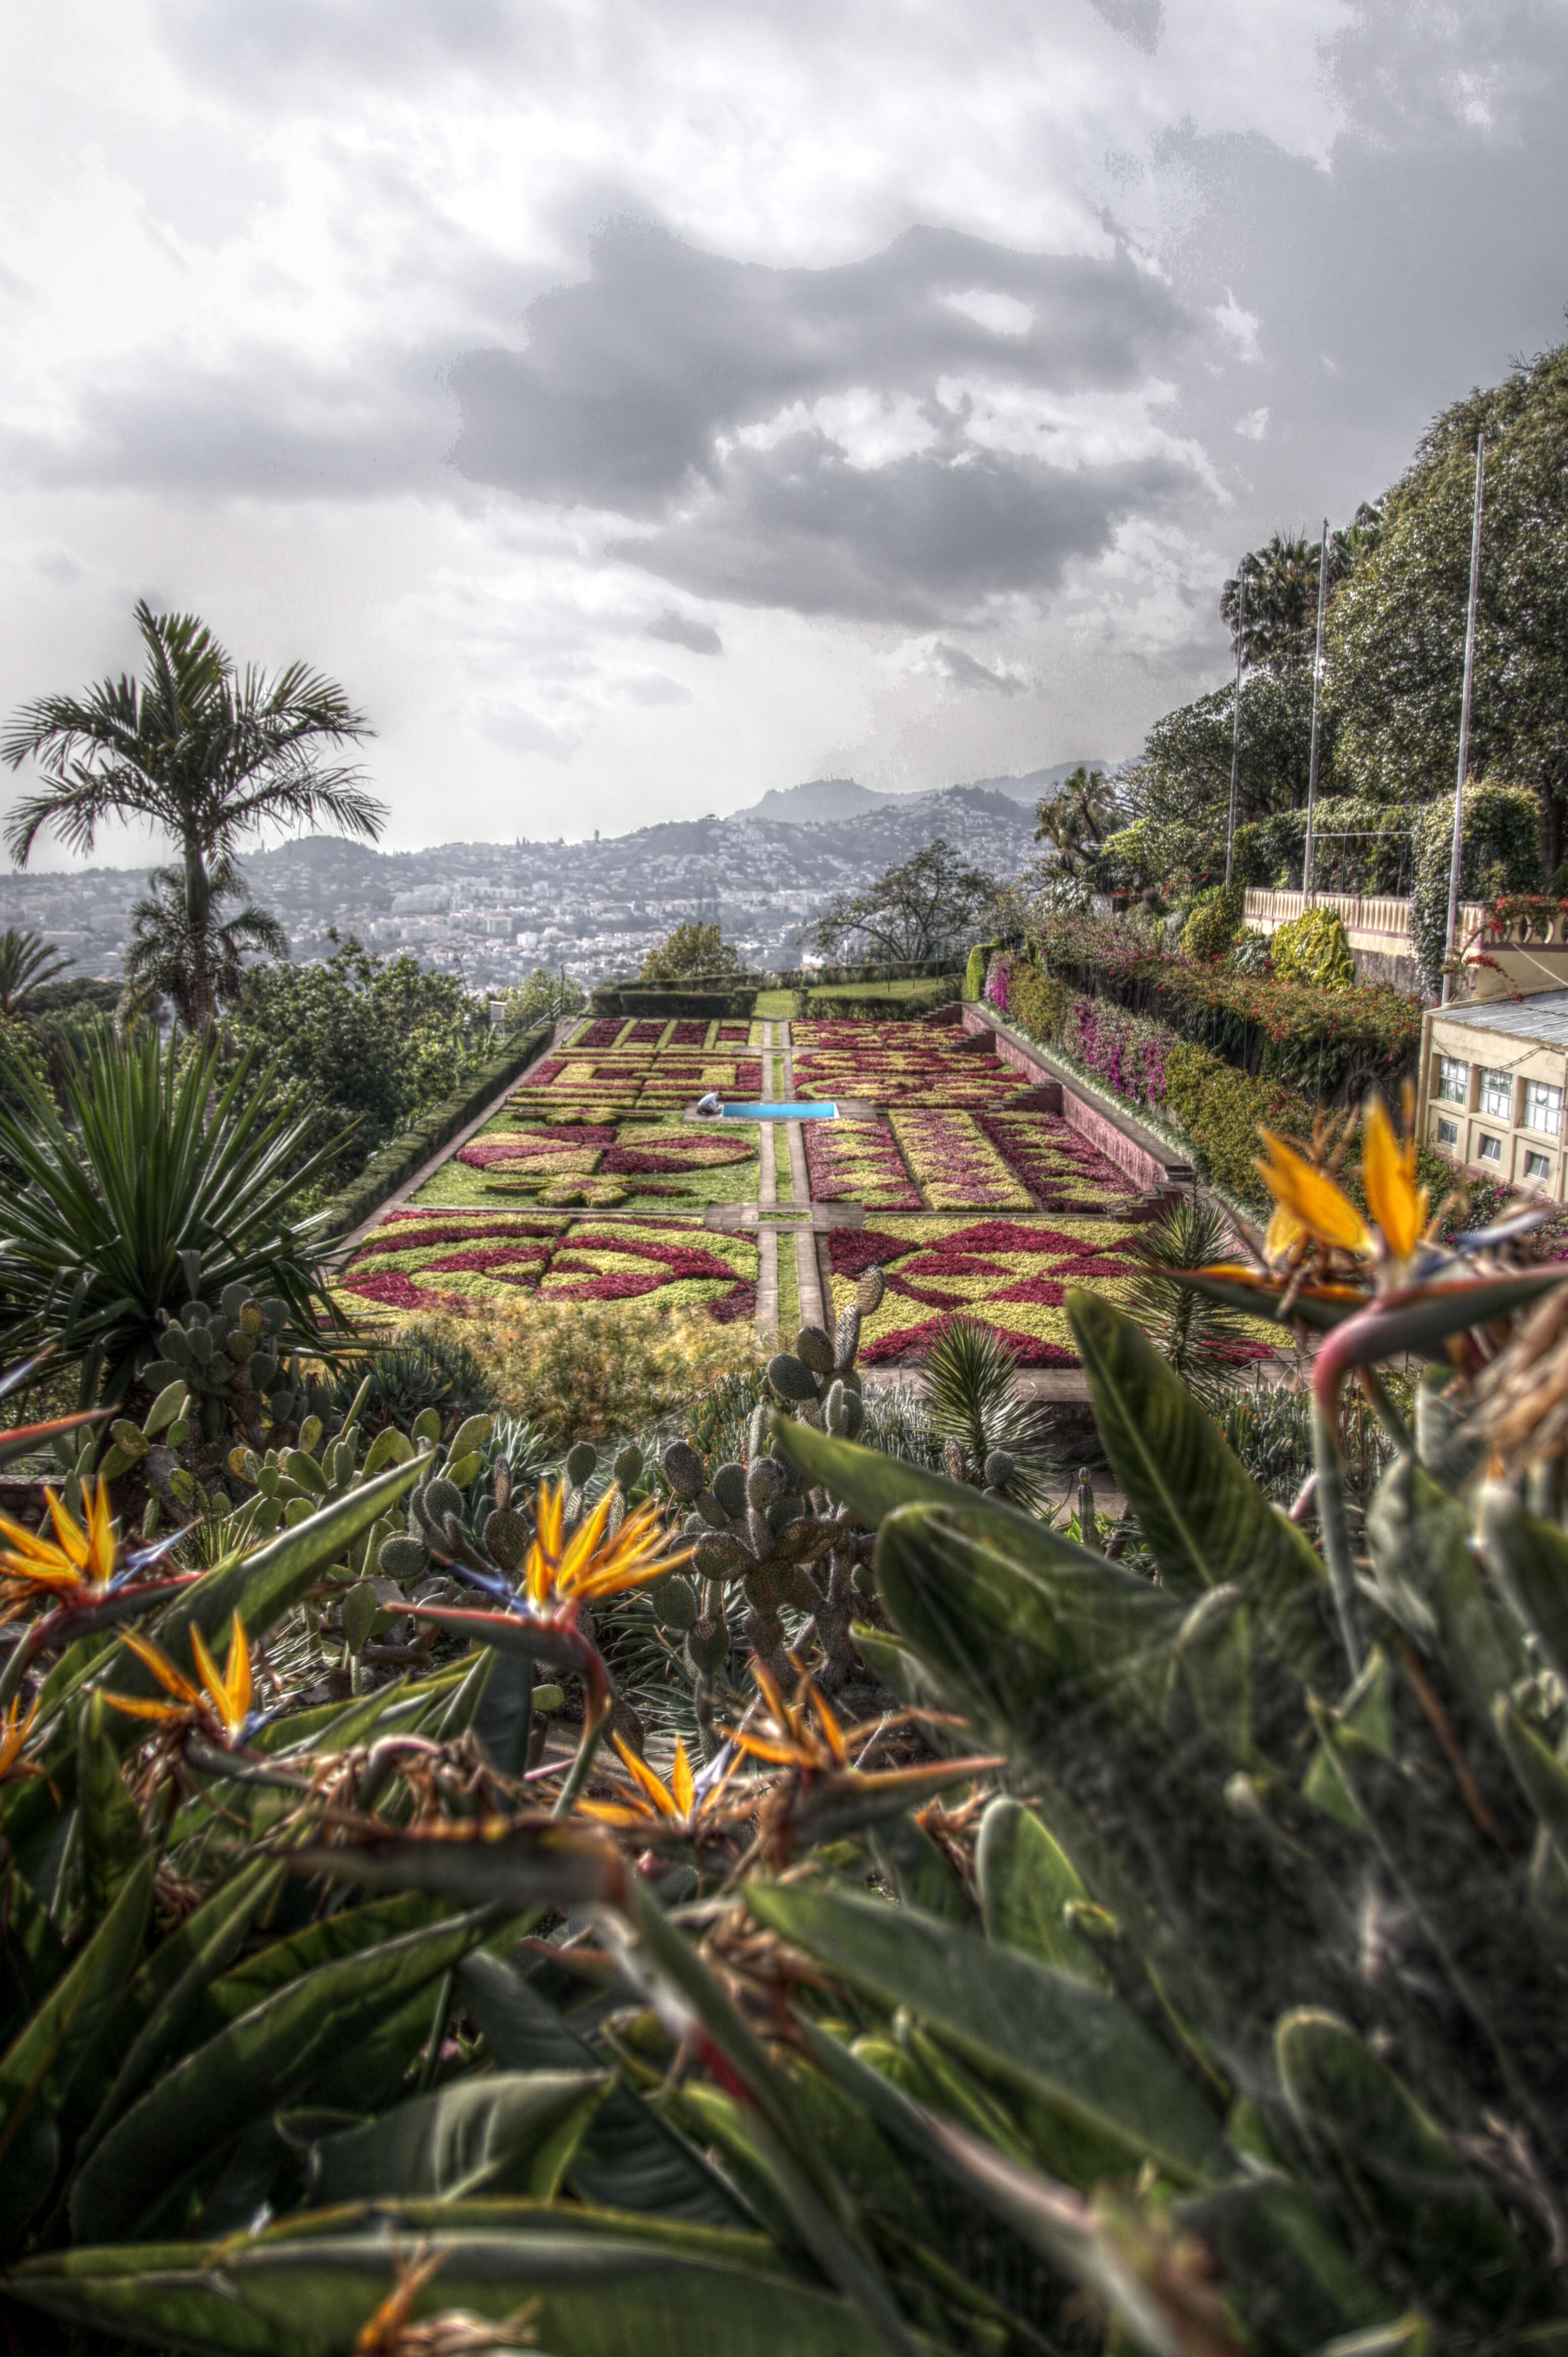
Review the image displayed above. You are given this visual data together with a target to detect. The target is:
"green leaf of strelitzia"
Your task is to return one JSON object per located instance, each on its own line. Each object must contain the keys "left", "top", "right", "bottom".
{"left": 1065, "top": 1289, "right": 1334, "bottom": 1687}
{"left": 747, "top": 1880, "right": 1229, "bottom": 2189}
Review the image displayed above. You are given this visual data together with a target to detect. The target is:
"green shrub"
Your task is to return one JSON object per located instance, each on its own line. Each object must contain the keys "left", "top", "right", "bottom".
{"left": 1180, "top": 882, "right": 1245, "bottom": 961}
{"left": 1163, "top": 1038, "right": 1310, "bottom": 1203}
{"left": 1000, "top": 961, "right": 1065, "bottom": 1041}
{"left": 963, "top": 942, "right": 988, "bottom": 1000}
{"left": 1269, "top": 904, "right": 1356, "bottom": 989}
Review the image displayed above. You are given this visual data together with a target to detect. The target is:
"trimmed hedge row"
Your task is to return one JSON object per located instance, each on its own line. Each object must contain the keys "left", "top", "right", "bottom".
{"left": 805, "top": 976, "right": 959, "bottom": 1020}
{"left": 316, "top": 1020, "right": 554, "bottom": 1240}
{"left": 588, "top": 983, "right": 759, "bottom": 1018}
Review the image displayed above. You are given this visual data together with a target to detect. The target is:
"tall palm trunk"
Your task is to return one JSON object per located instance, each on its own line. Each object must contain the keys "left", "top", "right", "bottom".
{"left": 183, "top": 841, "right": 217, "bottom": 1032}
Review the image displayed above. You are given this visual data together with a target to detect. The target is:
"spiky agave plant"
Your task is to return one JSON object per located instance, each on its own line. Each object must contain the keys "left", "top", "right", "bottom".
{"left": 0, "top": 1024, "right": 350, "bottom": 1402}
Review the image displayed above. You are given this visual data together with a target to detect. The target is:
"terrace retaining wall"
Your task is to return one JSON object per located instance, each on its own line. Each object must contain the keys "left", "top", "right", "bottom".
{"left": 961, "top": 1003, "right": 1194, "bottom": 1195}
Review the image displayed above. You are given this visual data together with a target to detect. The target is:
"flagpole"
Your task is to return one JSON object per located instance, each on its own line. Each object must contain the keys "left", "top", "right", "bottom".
{"left": 1303, "top": 517, "right": 1329, "bottom": 904}
{"left": 1224, "top": 571, "right": 1245, "bottom": 891}
{"left": 1441, "top": 436, "right": 1485, "bottom": 1008}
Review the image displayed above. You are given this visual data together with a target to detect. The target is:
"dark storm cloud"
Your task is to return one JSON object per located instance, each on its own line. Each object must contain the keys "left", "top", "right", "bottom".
{"left": 449, "top": 218, "right": 1195, "bottom": 621}
{"left": 645, "top": 610, "right": 723, "bottom": 655}
{"left": 450, "top": 219, "right": 1186, "bottom": 512}
{"left": 1086, "top": 0, "right": 1166, "bottom": 56}
{"left": 610, "top": 432, "right": 1189, "bottom": 626}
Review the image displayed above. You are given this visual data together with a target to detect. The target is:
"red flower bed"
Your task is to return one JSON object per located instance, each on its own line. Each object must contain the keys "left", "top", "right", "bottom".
{"left": 860, "top": 1314, "right": 1079, "bottom": 1367}
{"left": 626, "top": 1020, "right": 666, "bottom": 1043}
{"left": 576, "top": 1019, "right": 626, "bottom": 1047}
{"left": 670, "top": 1020, "right": 709, "bottom": 1044}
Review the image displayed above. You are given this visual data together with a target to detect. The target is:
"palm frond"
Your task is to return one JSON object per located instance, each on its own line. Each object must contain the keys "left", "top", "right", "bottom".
{"left": 0, "top": 929, "right": 74, "bottom": 1018}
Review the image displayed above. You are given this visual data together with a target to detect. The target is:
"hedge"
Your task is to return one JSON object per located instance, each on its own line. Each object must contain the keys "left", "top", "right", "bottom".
{"left": 316, "top": 1020, "right": 554, "bottom": 1239}
{"left": 587, "top": 983, "right": 759, "bottom": 1018}
{"left": 1409, "top": 780, "right": 1541, "bottom": 988}
{"left": 805, "top": 976, "right": 959, "bottom": 1020}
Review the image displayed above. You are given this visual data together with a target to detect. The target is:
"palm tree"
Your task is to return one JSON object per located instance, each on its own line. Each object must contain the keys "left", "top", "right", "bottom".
{"left": 1, "top": 601, "right": 383, "bottom": 1029}
{"left": 0, "top": 928, "right": 73, "bottom": 1018}
{"left": 123, "top": 858, "right": 291, "bottom": 1030}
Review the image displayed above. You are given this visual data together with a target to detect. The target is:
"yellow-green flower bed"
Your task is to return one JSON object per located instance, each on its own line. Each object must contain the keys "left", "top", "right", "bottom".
{"left": 826, "top": 1215, "right": 1278, "bottom": 1368}
{"left": 343, "top": 1210, "right": 757, "bottom": 1323}
{"left": 826, "top": 1215, "right": 1145, "bottom": 1365}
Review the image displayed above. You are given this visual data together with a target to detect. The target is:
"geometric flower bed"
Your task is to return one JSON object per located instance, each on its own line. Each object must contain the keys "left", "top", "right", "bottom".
{"left": 825, "top": 1215, "right": 1152, "bottom": 1364}
{"left": 792, "top": 1019, "right": 1025, "bottom": 1108}
{"left": 889, "top": 1109, "right": 1031, "bottom": 1211}
{"left": 341, "top": 1210, "right": 757, "bottom": 1323}
{"left": 803, "top": 1118, "right": 921, "bottom": 1210}
{"left": 413, "top": 1113, "right": 759, "bottom": 1210}
{"left": 345, "top": 1005, "right": 1256, "bottom": 1372}
{"left": 976, "top": 1111, "right": 1136, "bottom": 1214}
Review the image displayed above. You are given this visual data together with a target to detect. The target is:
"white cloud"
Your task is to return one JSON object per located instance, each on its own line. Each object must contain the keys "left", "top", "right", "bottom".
{"left": 1209, "top": 288, "right": 1261, "bottom": 361}
{"left": 1234, "top": 406, "right": 1269, "bottom": 440}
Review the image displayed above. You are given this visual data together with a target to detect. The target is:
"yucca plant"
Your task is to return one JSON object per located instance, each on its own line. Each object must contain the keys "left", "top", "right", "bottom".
{"left": 0, "top": 1026, "right": 350, "bottom": 1403}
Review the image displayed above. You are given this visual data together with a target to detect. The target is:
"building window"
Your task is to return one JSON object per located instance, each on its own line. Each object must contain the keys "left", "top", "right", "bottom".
{"left": 1479, "top": 1133, "right": 1503, "bottom": 1162}
{"left": 1479, "top": 1068, "right": 1514, "bottom": 1121}
{"left": 1436, "top": 1117, "right": 1459, "bottom": 1147}
{"left": 1524, "top": 1080, "right": 1564, "bottom": 1137}
{"left": 1525, "top": 1149, "right": 1552, "bottom": 1182}
{"left": 1436, "top": 1055, "right": 1468, "bottom": 1104}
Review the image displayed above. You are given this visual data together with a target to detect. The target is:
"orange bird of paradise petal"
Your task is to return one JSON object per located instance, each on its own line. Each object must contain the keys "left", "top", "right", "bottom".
{"left": 1255, "top": 1131, "right": 1373, "bottom": 1257}
{"left": 1360, "top": 1092, "right": 1428, "bottom": 1262}
{"left": 669, "top": 1736, "right": 695, "bottom": 1817}
{"left": 609, "top": 1731, "right": 681, "bottom": 1819}
{"left": 191, "top": 1612, "right": 254, "bottom": 1738}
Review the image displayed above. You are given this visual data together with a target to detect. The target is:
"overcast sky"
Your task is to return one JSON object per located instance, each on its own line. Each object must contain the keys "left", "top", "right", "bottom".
{"left": 4, "top": 0, "right": 1566, "bottom": 861}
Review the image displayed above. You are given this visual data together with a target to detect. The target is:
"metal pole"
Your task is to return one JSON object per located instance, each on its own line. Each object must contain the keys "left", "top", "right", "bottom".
{"left": 1441, "top": 435, "right": 1485, "bottom": 1007}
{"left": 1224, "top": 570, "right": 1246, "bottom": 890}
{"left": 1303, "top": 516, "right": 1329, "bottom": 903}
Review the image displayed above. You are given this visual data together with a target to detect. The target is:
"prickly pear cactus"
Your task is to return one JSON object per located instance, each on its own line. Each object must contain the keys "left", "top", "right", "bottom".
{"left": 149, "top": 1281, "right": 308, "bottom": 1450}
{"left": 764, "top": 1267, "right": 883, "bottom": 1437}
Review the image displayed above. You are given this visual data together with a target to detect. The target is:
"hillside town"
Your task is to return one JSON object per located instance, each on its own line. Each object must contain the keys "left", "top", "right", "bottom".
{"left": 0, "top": 776, "right": 1053, "bottom": 990}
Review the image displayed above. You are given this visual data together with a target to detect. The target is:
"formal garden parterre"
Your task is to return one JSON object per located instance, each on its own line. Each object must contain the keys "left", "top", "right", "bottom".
{"left": 343, "top": 1006, "right": 1180, "bottom": 1366}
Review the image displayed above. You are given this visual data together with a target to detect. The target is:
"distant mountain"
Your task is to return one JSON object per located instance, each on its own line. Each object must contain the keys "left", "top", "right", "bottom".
{"left": 734, "top": 761, "right": 1115, "bottom": 826}
{"left": 740, "top": 777, "right": 887, "bottom": 825}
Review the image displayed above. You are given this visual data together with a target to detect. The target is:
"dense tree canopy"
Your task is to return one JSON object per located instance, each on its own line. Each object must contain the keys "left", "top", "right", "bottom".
{"left": 638, "top": 921, "right": 742, "bottom": 981}
{"left": 1219, "top": 511, "right": 1381, "bottom": 671}
{"left": 1033, "top": 765, "right": 1123, "bottom": 876}
{"left": 812, "top": 840, "right": 998, "bottom": 964}
{"left": 228, "top": 935, "right": 488, "bottom": 1189}
{"left": 1124, "top": 665, "right": 1331, "bottom": 835}
{"left": 1326, "top": 343, "right": 1568, "bottom": 861}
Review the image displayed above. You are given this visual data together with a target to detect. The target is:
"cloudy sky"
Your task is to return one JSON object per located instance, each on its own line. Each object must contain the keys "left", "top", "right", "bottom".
{"left": 4, "top": 0, "right": 1566, "bottom": 859}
